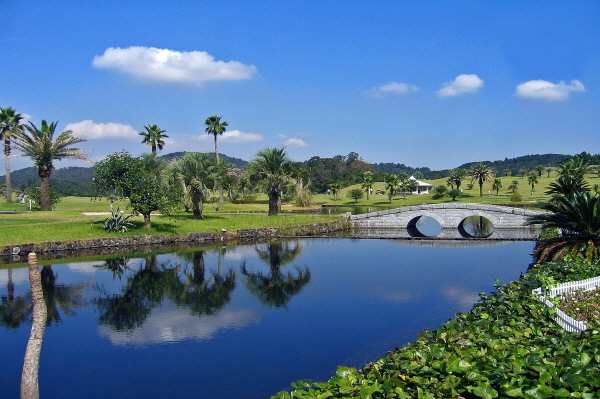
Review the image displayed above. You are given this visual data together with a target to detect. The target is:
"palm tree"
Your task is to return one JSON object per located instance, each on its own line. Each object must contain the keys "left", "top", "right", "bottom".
{"left": 469, "top": 163, "right": 495, "bottom": 197}
{"left": 546, "top": 167, "right": 553, "bottom": 178}
{"left": 204, "top": 115, "right": 228, "bottom": 162}
{"left": 139, "top": 124, "right": 168, "bottom": 155}
{"left": 492, "top": 178, "right": 503, "bottom": 196}
{"left": 329, "top": 182, "right": 341, "bottom": 201}
{"left": 546, "top": 175, "right": 590, "bottom": 198}
{"left": 173, "top": 153, "right": 217, "bottom": 219}
{"left": 446, "top": 168, "right": 467, "bottom": 190}
{"left": 503, "top": 169, "right": 512, "bottom": 177}
{"left": 384, "top": 173, "right": 399, "bottom": 203}
{"left": 535, "top": 165, "right": 545, "bottom": 177}
{"left": 528, "top": 174, "right": 539, "bottom": 195}
{"left": 14, "top": 120, "right": 91, "bottom": 210}
{"left": 0, "top": 107, "right": 24, "bottom": 203}
{"left": 508, "top": 180, "right": 519, "bottom": 193}
{"left": 526, "top": 192, "right": 600, "bottom": 262}
{"left": 361, "top": 171, "right": 373, "bottom": 200}
{"left": 247, "top": 147, "right": 294, "bottom": 216}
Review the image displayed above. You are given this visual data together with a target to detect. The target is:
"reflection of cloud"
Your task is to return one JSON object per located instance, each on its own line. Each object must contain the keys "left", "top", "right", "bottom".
{"left": 440, "top": 286, "right": 480, "bottom": 311}
{"left": 377, "top": 289, "right": 419, "bottom": 303}
{"left": 0, "top": 268, "right": 29, "bottom": 285}
{"left": 65, "top": 261, "right": 103, "bottom": 274}
{"left": 98, "top": 307, "right": 261, "bottom": 346}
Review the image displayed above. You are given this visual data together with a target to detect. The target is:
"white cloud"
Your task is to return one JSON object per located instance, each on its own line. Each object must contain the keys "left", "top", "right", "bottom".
{"left": 436, "top": 74, "right": 484, "bottom": 98}
{"left": 369, "top": 81, "right": 419, "bottom": 98}
{"left": 283, "top": 138, "right": 308, "bottom": 148}
{"left": 198, "top": 129, "right": 263, "bottom": 144}
{"left": 92, "top": 46, "right": 257, "bottom": 86}
{"left": 65, "top": 120, "right": 138, "bottom": 140}
{"left": 515, "top": 79, "right": 586, "bottom": 101}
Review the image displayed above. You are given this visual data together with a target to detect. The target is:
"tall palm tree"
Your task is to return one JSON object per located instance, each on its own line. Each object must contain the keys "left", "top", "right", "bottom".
{"left": 384, "top": 173, "right": 399, "bottom": 203}
{"left": 139, "top": 124, "right": 168, "bottom": 155}
{"left": 173, "top": 152, "right": 217, "bottom": 219}
{"left": 204, "top": 115, "right": 228, "bottom": 162}
{"left": 528, "top": 174, "right": 539, "bottom": 195}
{"left": 526, "top": 192, "right": 600, "bottom": 262}
{"left": 469, "top": 163, "right": 495, "bottom": 197}
{"left": 247, "top": 147, "right": 294, "bottom": 216}
{"left": 0, "top": 107, "right": 24, "bottom": 203}
{"left": 361, "top": 171, "right": 373, "bottom": 200}
{"left": 13, "top": 120, "right": 91, "bottom": 210}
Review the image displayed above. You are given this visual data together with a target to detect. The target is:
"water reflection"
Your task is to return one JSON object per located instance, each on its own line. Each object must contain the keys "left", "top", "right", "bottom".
{"left": 0, "top": 239, "right": 534, "bottom": 399}
{"left": 459, "top": 216, "right": 495, "bottom": 238}
{"left": 242, "top": 241, "right": 311, "bottom": 307}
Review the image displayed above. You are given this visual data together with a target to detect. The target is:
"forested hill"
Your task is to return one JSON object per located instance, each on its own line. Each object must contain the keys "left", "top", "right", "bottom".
{"left": 1, "top": 152, "right": 594, "bottom": 196}
{"left": 458, "top": 154, "right": 571, "bottom": 175}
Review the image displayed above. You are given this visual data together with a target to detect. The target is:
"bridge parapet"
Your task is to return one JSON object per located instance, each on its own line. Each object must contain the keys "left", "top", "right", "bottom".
{"left": 350, "top": 203, "right": 546, "bottom": 230}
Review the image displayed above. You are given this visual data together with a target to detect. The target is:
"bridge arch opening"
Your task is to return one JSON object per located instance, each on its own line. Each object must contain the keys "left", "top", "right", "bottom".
{"left": 407, "top": 215, "right": 442, "bottom": 237}
{"left": 458, "top": 216, "right": 495, "bottom": 238}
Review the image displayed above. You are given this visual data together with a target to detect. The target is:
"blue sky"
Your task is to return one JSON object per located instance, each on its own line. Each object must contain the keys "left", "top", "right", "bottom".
{"left": 2, "top": 0, "right": 599, "bottom": 172}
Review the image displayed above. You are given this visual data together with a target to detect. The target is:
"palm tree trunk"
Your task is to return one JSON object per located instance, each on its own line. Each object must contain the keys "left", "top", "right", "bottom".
{"left": 39, "top": 174, "right": 51, "bottom": 211}
{"left": 21, "top": 252, "right": 46, "bottom": 399}
{"left": 5, "top": 139, "right": 12, "bottom": 203}
{"left": 268, "top": 189, "right": 281, "bottom": 216}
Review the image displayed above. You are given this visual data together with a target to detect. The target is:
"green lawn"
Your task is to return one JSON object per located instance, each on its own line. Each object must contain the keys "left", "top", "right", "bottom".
{"left": 0, "top": 196, "right": 337, "bottom": 246}
{"left": 1, "top": 173, "right": 598, "bottom": 246}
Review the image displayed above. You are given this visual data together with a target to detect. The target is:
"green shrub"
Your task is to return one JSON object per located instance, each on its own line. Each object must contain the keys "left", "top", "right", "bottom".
{"left": 93, "top": 207, "right": 135, "bottom": 233}
{"left": 510, "top": 191, "right": 523, "bottom": 202}
{"left": 24, "top": 185, "right": 62, "bottom": 210}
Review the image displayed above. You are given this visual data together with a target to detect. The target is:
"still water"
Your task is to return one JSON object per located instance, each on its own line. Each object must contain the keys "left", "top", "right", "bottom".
{"left": 1, "top": 238, "right": 533, "bottom": 399}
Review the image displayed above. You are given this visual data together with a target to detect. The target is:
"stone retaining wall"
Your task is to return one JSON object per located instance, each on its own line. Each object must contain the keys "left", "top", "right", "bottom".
{"left": 1, "top": 220, "right": 351, "bottom": 264}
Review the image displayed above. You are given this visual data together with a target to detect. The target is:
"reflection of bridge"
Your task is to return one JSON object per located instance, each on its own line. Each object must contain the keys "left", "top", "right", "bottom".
{"left": 350, "top": 203, "right": 545, "bottom": 239}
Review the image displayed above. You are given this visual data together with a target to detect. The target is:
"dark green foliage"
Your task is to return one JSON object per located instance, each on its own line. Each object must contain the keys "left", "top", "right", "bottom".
{"left": 347, "top": 188, "right": 364, "bottom": 203}
{"left": 459, "top": 154, "right": 570, "bottom": 177}
{"left": 432, "top": 185, "right": 447, "bottom": 199}
{"left": 24, "top": 185, "right": 61, "bottom": 209}
{"left": 447, "top": 188, "right": 462, "bottom": 201}
{"left": 527, "top": 192, "right": 600, "bottom": 262}
{"left": 273, "top": 257, "right": 600, "bottom": 399}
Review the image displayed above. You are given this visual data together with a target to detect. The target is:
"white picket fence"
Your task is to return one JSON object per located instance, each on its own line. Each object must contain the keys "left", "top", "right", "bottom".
{"left": 532, "top": 276, "right": 600, "bottom": 333}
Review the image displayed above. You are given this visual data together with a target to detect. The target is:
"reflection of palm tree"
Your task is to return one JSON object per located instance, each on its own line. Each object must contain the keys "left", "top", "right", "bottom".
{"left": 174, "top": 250, "right": 237, "bottom": 316}
{"left": 41, "top": 265, "right": 89, "bottom": 326}
{"left": 94, "top": 256, "right": 131, "bottom": 279}
{"left": 242, "top": 241, "right": 311, "bottom": 307}
{"left": 1, "top": 270, "right": 31, "bottom": 329}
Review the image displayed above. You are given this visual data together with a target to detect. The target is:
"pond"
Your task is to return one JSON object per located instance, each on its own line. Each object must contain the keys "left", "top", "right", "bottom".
{"left": 1, "top": 238, "right": 534, "bottom": 399}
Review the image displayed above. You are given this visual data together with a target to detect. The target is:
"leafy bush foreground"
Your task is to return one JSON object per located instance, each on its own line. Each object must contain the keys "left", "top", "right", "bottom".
{"left": 274, "top": 257, "right": 600, "bottom": 398}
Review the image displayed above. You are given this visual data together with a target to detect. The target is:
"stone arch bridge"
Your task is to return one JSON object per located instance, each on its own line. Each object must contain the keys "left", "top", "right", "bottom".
{"left": 350, "top": 203, "right": 545, "bottom": 239}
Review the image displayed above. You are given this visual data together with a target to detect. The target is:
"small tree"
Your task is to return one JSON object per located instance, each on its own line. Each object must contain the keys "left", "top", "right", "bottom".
{"left": 93, "top": 151, "right": 179, "bottom": 228}
{"left": 528, "top": 174, "right": 539, "bottom": 195}
{"left": 347, "top": 188, "right": 364, "bottom": 203}
{"left": 491, "top": 178, "right": 503, "bottom": 196}
{"left": 503, "top": 169, "right": 512, "bottom": 177}
{"left": 329, "top": 182, "right": 341, "bottom": 201}
{"left": 361, "top": 171, "right": 373, "bottom": 200}
{"left": 447, "top": 189, "right": 462, "bottom": 201}
{"left": 508, "top": 180, "right": 519, "bottom": 193}
{"left": 432, "top": 185, "right": 446, "bottom": 200}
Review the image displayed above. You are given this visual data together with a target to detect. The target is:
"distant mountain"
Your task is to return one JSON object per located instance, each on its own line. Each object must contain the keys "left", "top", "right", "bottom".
{"left": 0, "top": 152, "right": 248, "bottom": 196}
{"left": 458, "top": 154, "right": 571, "bottom": 175}
{"left": 0, "top": 152, "right": 590, "bottom": 196}
{"left": 159, "top": 152, "right": 248, "bottom": 169}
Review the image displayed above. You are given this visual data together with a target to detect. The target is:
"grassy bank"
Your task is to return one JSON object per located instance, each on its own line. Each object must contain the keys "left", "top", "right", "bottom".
{"left": 274, "top": 256, "right": 600, "bottom": 398}
{"left": 0, "top": 197, "right": 338, "bottom": 246}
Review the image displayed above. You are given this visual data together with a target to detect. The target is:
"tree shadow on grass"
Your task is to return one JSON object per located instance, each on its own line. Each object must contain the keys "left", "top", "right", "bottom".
{"left": 129, "top": 221, "right": 178, "bottom": 234}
